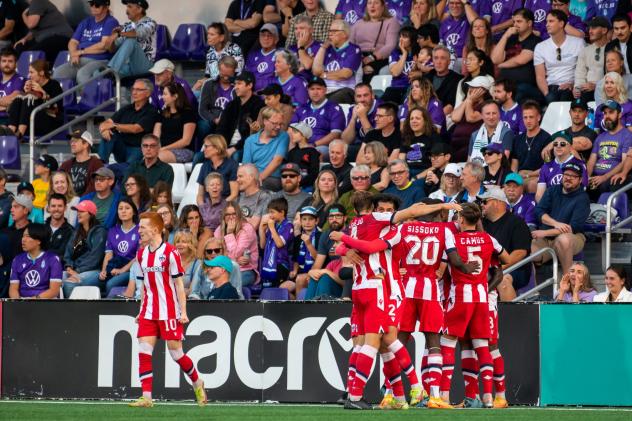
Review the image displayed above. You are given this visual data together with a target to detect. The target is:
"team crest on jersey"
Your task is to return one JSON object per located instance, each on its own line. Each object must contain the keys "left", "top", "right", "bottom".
{"left": 404, "top": 61, "right": 414, "bottom": 73}
{"left": 534, "top": 9, "right": 546, "bottom": 22}
{"left": 215, "top": 96, "right": 229, "bottom": 108}
{"left": 41, "top": 260, "right": 46, "bottom": 269}
{"left": 326, "top": 61, "right": 341, "bottom": 72}
{"left": 492, "top": 2, "right": 502, "bottom": 14}
{"left": 257, "top": 62, "right": 268, "bottom": 73}
{"left": 446, "top": 33, "right": 460, "bottom": 47}
{"left": 25, "top": 270, "right": 41, "bottom": 287}
{"left": 389, "top": 9, "right": 397, "bottom": 18}
{"left": 551, "top": 174, "right": 563, "bottom": 184}
{"left": 304, "top": 117, "right": 317, "bottom": 128}
{"left": 118, "top": 241, "right": 130, "bottom": 254}
{"left": 345, "top": 10, "right": 358, "bottom": 24}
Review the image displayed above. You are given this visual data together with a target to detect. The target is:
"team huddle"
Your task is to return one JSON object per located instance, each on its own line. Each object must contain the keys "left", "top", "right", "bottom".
{"left": 333, "top": 192, "right": 509, "bottom": 410}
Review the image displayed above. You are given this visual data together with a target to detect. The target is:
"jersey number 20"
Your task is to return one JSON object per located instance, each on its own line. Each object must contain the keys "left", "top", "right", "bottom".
{"left": 405, "top": 235, "right": 440, "bottom": 265}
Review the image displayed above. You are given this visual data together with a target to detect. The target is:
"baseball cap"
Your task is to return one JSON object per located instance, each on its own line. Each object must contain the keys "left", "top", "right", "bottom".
{"left": 300, "top": 206, "right": 318, "bottom": 217}
{"left": 444, "top": 163, "right": 462, "bottom": 177}
{"left": 481, "top": 142, "right": 503, "bottom": 155}
{"left": 466, "top": 76, "right": 493, "bottom": 91}
{"left": 280, "top": 162, "right": 301, "bottom": 175}
{"left": 235, "top": 71, "right": 256, "bottom": 85}
{"left": 307, "top": 76, "right": 327, "bottom": 87}
{"left": 552, "top": 131, "right": 573, "bottom": 144}
{"left": 477, "top": 186, "right": 509, "bottom": 204}
{"left": 17, "top": 181, "right": 34, "bottom": 194}
{"left": 205, "top": 255, "right": 233, "bottom": 273}
{"left": 14, "top": 194, "right": 33, "bottom": 211}
{"left": 570, "top": 98, "right": 588, "bottom": 111}
{"left": 72, "top": 200, "right": 98, "bottom": 216}
{"left": 504, "top": 172, "right": 524, "bottom": 186}
{"left": 258, "top": 83, "right": 283, "bottom": 96}
{"left": 430, "top": 142, "right": 452, "bottom": 155}
{"left": 588, "top": 16, "right": 610, "bottom": 29}
{"left": 289, "top": 121, "right": 313, "bottom": 140}
{"left": 326, "top": 203, "right": 345, "bottom": 215}
{"left": 149, "top": 59, "right": 175, "bottom": 74}
{"left": 88, "top": 0, "right": 110, "bottom": 6}
{"left": 92, "top": 166, "right": 115, "bottom": 179}
{"left": 600, "top": 99, "right": 622, "bottom": 112}
{"left": 562, "top": 162, "right": 583, "bottom": 176}
{"left": 122, "top": 0, "right": 148, "bottom": 9}
{"left": 260, "top": 23, "right": 279, "bottom": 37}
{"left": 68, "top": 130, "right": 95, "bottom": 146}
{"left": 33, "top": 154, "right": 59, "bottom": 172}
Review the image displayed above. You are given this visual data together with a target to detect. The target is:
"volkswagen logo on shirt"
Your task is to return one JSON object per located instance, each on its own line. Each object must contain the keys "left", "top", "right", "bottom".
{"left": 345, "top": 10, "right": 358, "bottom": 24}
{"left": 118, "top": 241, "right": 130, "bottom": 254}
{"left": 304, "top": 117, "right": 317, "bottom": 128}
{"left": 257, "top": 62, "right": 268, "bottom": 73}
{"left": 25, "top": 270, "right": 41, "bottom": 288}
{"left": 534, "top": 9, "right": 546, "bottom": 22}
{"left": 492, "top": 2, "right": 502, "bottom": 14}
{"left": 325, "top": 61, "right": 341, "bottom": 72}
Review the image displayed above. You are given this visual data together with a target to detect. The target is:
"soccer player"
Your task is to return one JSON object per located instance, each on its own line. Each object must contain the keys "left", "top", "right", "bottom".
{"left": 129, "top": 212, "right": 207, "bottom": 408}
{"left": 440, "top": 203, "right": 508, "bottom": 408}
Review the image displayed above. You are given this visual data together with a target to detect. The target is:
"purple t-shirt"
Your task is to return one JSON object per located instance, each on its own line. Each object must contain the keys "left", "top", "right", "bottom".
{"left": 105, "top": 224, "right": 140, "bottom": 261}
{"left": 214, "top": 84, "right": 235, "bottom": 111}
{"left": 278, "top": 75, "right": 308, "bottom": 106}
{"left": 0, "top": 73, "right": 25, "bottom": 117}
{"left": 72, "top": 14, "right": 119, "bottom": 60}
{"left": 443, "top": 0, "right": 490, "bottom": 17}
{"left": 398, "top": 97, "right": 446, "bottom": 130}
{"left": 508, "top": 193, "right": 537, "bottom": 227}
{"left": 386, "top": 0, "right": 412, "bottom": 24}
{"left": 10, "top": 251, "right": 62, "bottom": 298}
{"left": 500, "top": 103, "right": 525, "bottom": 134}
{"left": 347, "top": 99, "right": 380, "bottom": 142}
{"left": 567, "top": 14, "right": 587, "bottom": 34}
{"left": 524, "top": 0, "right": 550, "bottom": 39}
{"left": 389, "top": 50, "right": 415, "bottom": 88}
{"left": 245, "top": 48, "right": 277, "bottom": 92}
{"left": 440, "top": 15, "right": 470, "bottom": 58}
{"left": 335, "top": 0, "right": 367, "bottom": 25}
{"left": 261, "top": 219, "right": 294, "bottom": 286}
{"left": 591, "top": 128, "right": 632, "bottom": 175}
{"left": 292, "top": 99, "right": 346, "bottom": 144}
{"left": 323, "top": 43, "right": 362, "bottom": 90}
{"left": 538, "top": 156, "right": 589, "bottom": 187}
{"left": 490, "top": 0, "right": 522, "bottom": 41}
{"left": 561, "top": 289, "right": 598, "bottom": 302}
{"left": 152, "top": 75, "right": 197, "bottom": 110}
{"left": 594, "top": 101, "right": 632, "bottom": 131}
{"left": 595, "top": 0, "right": 618, "bottom": 20}
{"left": 288, "top": 40, "right": 322, "bottom": 82}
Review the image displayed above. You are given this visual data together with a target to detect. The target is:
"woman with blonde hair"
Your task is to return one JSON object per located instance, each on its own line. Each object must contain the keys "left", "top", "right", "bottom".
{"left": 196, "top": 134, "right": 239, "bottom": 204}
{"left": 172, "top": 229, "right": 201, "bottom": 296}
{"left": 398, "top": 77, "right": 445, "bottom": 132}
{"left": 363, "top": 141, "right": 390, "bottom": 191}
{"left": 45, "top": 171, "right": 80, "bottom": 225}
{"left": 593, "top": 71, "right": 632, "bottom": 131}
{"left": 189, "top": 236, "right": 244, "bottom": 300}
{"left": 309, "top": 170, "right": 339, "bottom": 228}
{"left": 429, "top": 164, "right": 463, "bottom": 203}
{"left": 403, "top": 0, "right": 441, "bottom": 30}
{"left": 556, "top": 262, "right": 597, "bottom": 303}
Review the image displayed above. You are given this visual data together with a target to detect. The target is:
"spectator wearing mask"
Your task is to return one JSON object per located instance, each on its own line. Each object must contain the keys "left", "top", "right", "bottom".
{"left": 593, "top": 265, "right": 632, "bottom": 302}
{"left": 384, "top": 160, "right": 426, "bottom": 207}
{"left": 124, "top": 134, "right": 175, "bottom": 188}
{"left": 80, "top": 167, "right": 121, "bottom": 229}
{"left": 45, "top": 193, "right": 73, "bottom": 265}
{"left": 511, "top": 100, "right": 550, "bottom": 193}
{"left": 60, "top": 130, "right": 104, "bottom": 196}
{"left": 573, "top": 16, "right": 609, "bottom": 103}
{"left": 556, "top": 262, "right": 597, "bottom": 302}
{"left": 503, "top": 172, "right": 537, "bottom": 230}
{"left": 536, "top": 132, "right": 588, "bottom": 202}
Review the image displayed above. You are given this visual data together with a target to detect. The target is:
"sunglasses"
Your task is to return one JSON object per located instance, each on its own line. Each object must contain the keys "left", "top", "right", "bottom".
{"left": 595, "top": 46, "right": 601, "bottom": 62}
{"left": 483, "top": 151, "right": 499, "bottom": 156}
{"left": 205, "top": 248, "right": 223, "bottom": 254}
{"left": 281, "top": 173, "right": 298, "bottom": 179}
{"left": 556, "top": 47, "right": 562, "bottom": 61}
{"left": 351, "top": 176, "right": 370, "bottom": 181}
{"left": 389, "top": 170, "right": 407, "bottom": 177}
{"left": 553, "top": 141, "right": 568, "bottom": 147}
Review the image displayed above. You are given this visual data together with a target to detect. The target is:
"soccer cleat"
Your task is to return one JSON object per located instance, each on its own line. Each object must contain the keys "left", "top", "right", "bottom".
{"left": 457, "top": 397, "right": 484, "bottom": 408}
{"left": 415, "top": 396, "right": 429, "bottom": 408}
{"left": 193, "top": 382, "right": 207, "bottom": 407}
{"left": 344, "top": 398, "right": 373, "bottom": 410}
{"left": 128, "top": 396, "right": 154, "bottom": 408}
{"left": 409, "top": 386, "right": 426, "bottom": 406}
{"left": 337, "top": 392, "right": 348, "bottom": 405}
{"left": 493, "top": 396, "right": 509, "bottom": 408}
{"left": 378, "top": 393, "right": 395, "bottom": 409}
{"left": 427, "top": 397, "right": 454, "bottom": 409}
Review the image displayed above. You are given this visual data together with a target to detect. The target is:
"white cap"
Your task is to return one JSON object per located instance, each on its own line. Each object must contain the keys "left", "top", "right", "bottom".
{"left": 80, "top": 130, "right": 94, "bottom": 146}
{"left": 466, "top": 76, "right": 493, "bottom": 91}
{"left": 149, "top": 58, "right": 175, "bottom": 74}
{"left": 477, "top": 186, "right": 509, "bottom": 204}
{"left": 444, "top": 163, "right": 462, "bottom": 177}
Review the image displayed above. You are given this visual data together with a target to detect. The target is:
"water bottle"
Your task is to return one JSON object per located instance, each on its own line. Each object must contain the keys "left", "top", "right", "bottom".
{"left": 587, "top": 107, "right": 595, "bottom": 130}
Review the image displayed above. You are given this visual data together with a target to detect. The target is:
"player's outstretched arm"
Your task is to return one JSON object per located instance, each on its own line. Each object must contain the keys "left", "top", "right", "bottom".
{"left": 447, "top": 250, "right": 481, "bottom": 274}
{"left": 174, "top": 276, "right": 189, "bottom": 324}
{"left": 331, "top": 231, "right": 389, "bottom": 254}
{"left": 392, "top": 202, "right": 463, "bottom": 224}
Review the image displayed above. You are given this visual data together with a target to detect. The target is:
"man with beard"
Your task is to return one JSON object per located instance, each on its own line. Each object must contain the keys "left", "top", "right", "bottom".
{"left": 341, "top": 83, "right": 380, "bottom": 161}
{"left": 198, "top": 56, "right": 237, "bottom": 138}
{"left": 0, "top": 48, "right": 23, "bottom": 121}
{"left": 60, "top": 131, "right": 104, "bottom": 196}
{"left": 271, "top": 163, "right": 311, "bottom": 220}
{"left": 312, "top": 202, "right": 345, "bottom": 271}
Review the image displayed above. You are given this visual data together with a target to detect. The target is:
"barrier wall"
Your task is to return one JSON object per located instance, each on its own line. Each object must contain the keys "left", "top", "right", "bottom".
{"left": 1, "top": 301, "right": 539, "bottom": 404}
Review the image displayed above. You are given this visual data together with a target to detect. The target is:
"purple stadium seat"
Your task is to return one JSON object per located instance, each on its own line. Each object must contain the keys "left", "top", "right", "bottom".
{"left": 296, "top": 288, "right": 307, "bottom": 301}
{"left": 53, "top": 50, "right": 70, "bottom": 72}
{"left": 17, "top": 50, "right": 46, "bottom": 78}
{"left": 154, "top": 24, "right": 171, "bottom": 60}
{"left": 242, "top": 286, "right": 251, "bottom": 300}
{"left": 585, "top": 192, "right": 629, "bottom": 232}
{"left": 0, "top": 136, "right": 20, "bottom": 170}
{"left": 259, "top": 287, "right": 290, "bottom": 301}
{"left": 162, "top": 23, "right": 207, "bottom": 61}
{"left": 107, "top": 287, "right": 127, "bottom": 298}
{"left": 56, "top": 78, "right": 77, "bottom": 109}
{"left": 76, "top": 78, "right": 115, "bottom": 113}
{"left": 516, "top": 265, "right": 536, "bottom": 297}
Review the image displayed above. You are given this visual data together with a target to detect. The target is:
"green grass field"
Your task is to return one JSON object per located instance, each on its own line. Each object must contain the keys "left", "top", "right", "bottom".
{"left": 1, "top": 402, "right": 631, "bottom": 421}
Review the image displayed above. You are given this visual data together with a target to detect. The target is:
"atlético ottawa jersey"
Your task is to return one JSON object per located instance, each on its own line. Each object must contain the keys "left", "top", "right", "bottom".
{"left": 137, "top": 242, "right": 184, "bottom": 320}
{"left": 447, "top": 230, "right": 503, "bottom": 303}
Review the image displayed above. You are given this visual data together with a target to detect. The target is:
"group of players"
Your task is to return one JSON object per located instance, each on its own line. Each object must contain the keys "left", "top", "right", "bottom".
{"left": 333, "top": 192, "right": 510, "bottom": 410}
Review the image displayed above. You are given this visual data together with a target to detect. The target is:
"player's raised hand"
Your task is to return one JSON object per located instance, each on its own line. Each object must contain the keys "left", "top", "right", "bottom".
{"left": 443, "top": 202, "right": 462, "bottom": 212}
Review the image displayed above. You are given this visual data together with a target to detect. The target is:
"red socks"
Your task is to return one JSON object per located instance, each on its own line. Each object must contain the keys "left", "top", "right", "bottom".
{"left": 388, "top": 340, "right": 420, "bottom": 388}
{"left": 346, "top": 345, "right": 361, "bottom": 392}
{"left": 420, "top": 349, "right": 430, "bottom": 396}
{"left": 381, "top": 352, "right": 405, "bottom": 399}
{"left": 461, "top": 349, "right": 479, "bottom": 399}
{"left": 473, "top": 341, "right": 493, "bottom": 396}
{"left": 427, "top": 351, "right": 443, "bottom": 398}
{"left": 139, "top": 352, "right": 153, "bottom": 395}
{"left": 440, "top": 337, "right": 457, "bottom": 394}
{"left": 491, "top": 348, "right": 506, "bottom": 396}
{"left": 176, "top": 354, "right": 200, "bottom": 383}
{"left": 350, "top": 345, "right": 377, "bottom": 400}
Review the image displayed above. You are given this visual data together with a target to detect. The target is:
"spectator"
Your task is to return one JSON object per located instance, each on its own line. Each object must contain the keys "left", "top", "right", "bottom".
{"left": 593, "top": 72, "right": 632, "bottom": 131}
{"left": 455, "top": 160, "right": 486, "bottom": 203}
{"left": 44, "top": 171, "right": 80, "bottom": 226}
{"left": 81, "top": 167, "right": 121, "bottom": 229}
{"left": 199, "top": 172, "right": 226, "bottom": 231}
{"left": 259, "top": 197, "right": 293, "bottom": 290}
{"left": 286, "top": 0, "right": 334, "bottom": 48}
{"left": 573, "top": 16, "right": 608, "bottom": 103}
{"left": 290, "top": 205, "right": 321, "bottom": 296}
{"left": 398, "top": 77, "right": 445, "bottom": 132}
{"left": 594, "top": 0, "right": 618, "bottom": 20}
{"left": 0, "top": 168, "right": 12, "bottom": 229}
{"left": 362, "top": 141, "right": 390, "bottom": 191}
{"left": 335, "top": 0, "right": 366, "bottom": 25}
{"left": 61, "top": 200, "right": 107, "bottom": 297}
{"left": 245, "top": 24, "right": 279, "bottom": 92}
{"left": 556, "top": 262, "right": 597, "bottom": 302}
{"left": 274, "top": 48, "right": 308, "bottom": 106}
{"left": 7, "top": 60, "right": 62, "bottom": 138}
{"left": 593, "top": 265, "right": 632, "bottom": 302}
{"left": 492, "top": 79, "right": 525, "bottom": 135}
{"left": 9, "top": 223, "right": 62, "bottom": 298}
{"left": 587, "top": 100, "right": 632, "bottom": 200}
{"left": 198, "top": 56, "right": 238, "bottom": 138}
{"left": 286, "top": 15, "right": 321, "bottom": 81}
{"left": 178, "top": 204, "right": 213, "bottom": 257}
{"left": 14, "top": 181, "right": 42, "bottom": 223}
{"left": 359, "top": 101, "right": 401, "bottom": 162}
{"left": 97, "top": 197, "right": 139, "bottom": 296}
{"left": 341, "top": 83, "right": 380, "bottom": 159}
{"left": 338, "top": 165, "right": 378, "bottom": 221}
{"left": 52, "top": 0, "right": 119, "bottom": 85}
{"left": 482, "top": 142, "right": 511, "bottom": 187}
{"left": 150, "top": 180, "right": 173, "bottom": 210}
{"left": 462, "top": 17, "right": 494, "bottom": 74}
{"left": 14, "top": 0, "right": 72, "bottom": 62}
{"left": 60, "top": 130, "right": 104, "bottom": 196}
{"left": 428, "top": 162, "right": 462, "bottom": 202}
{"left": 285, "top": 122, "right": 320, "bottom": 188}
{"left": 532, "top": 162, "right": 590, "bottom": 276}
{"left": 190, "top": 237, "right": 243, "bottom": 299}
{"left": 0, "top": 3, "right": 20, "bottom": 49}
{"left": 450, "top": 75, "right": 492, "bottom": 162}
{"left": 194, "top": 22, "right": 244, "bottom": 89}
{"left": 551, "top": 0, "right": 586, "bottom": 37}
{"left": 312, "top": 19, "right": 362, "bottom": 104}
{"left": 440, "top": 0, "right": 479, "bottom": 68}
{"left": 45, "top": 193, "right": 73, "bottom": 264}
{"left": 321, "top": 140, "right": 352, "bottom": 194}
{"left": 98, "top": 78, "right": 159, "bottom": 164}
{"left": 32, "top": 154, "right": 58, "bottom": 211}
{"left": 419, "top": 142, "right": 452, "bottom": 195}
{"left": 533, "top": 10, "right": 584, "bottom": 103}
{"left": 400, "top": 107, "right": 443, "bottom": 177}
{"left": 306, "top": 169, "right": 339, "bottom": 227}
{"left": 416, "top": 21, "right": 441, "bottom": 51}
{"left": 243, "top": 106, "right": 290, "bottom": 191}
{"left": 312, "top": 202, "right": 345, "bottom": 270}
{"left": 105, "top": 0, "right": 156, "bottom": 78}
{"left": 149, "top": 59, "right": 197, "bottom": 109}
{"left": 491, "top": 8, "right": 542, "bottom": 104}
{"left": 216, "top": 71, "right": 265, "bottom": 160}
{"left": 453, "top": 49, "right": 494, "bottom": 109}
{"left": 236, "top": 164, "right": 271, "bottom": 230}
{"left": 271, "top": 162, "right": 311, "bottom": 220}
{"left": 549, "top": 99, "right": 597, "bottom": 161}
{"left": 205, "top": 255, "right": 240, "bottom": 299}
{"left": 156, "top": 203, "right": 176, "bottom": 243}
{"left": 595, "top": 50, "right": 632, "bottom": 107}
{"left": 468, "top": 100, "right": 514, "bottom": 161}
{"left": 172, "top": 229, "right": 201, "bottom": 295}
{"left": 605, "top": 14, "right": 632, "bottom": 77}
{"left": 384, "top": 159, "right": 426, "bottom": 207}
{"left": 305, "top": 243, "right": 349, "bottom": 299}
{"left": 536, "top": 132, "right": 588, "bottom": 202}
{"left": 0, "top": 48, "right": 24, "bottom": 121}
{"left": 523, "top": 0, "right": 549, "bottom": 39}
{"left": 423, "top": 45, "right": 460, "bottom": 115}
{"left": 153, "top": 82, "right": 196, "bottom": 164}
{"left": 511, "top": 100, "right": 550, "bottom": 193}
{"left": 480, "top": 186, "right": 531, "bottom": 299}
{"left": 489, "top": 0, "right": 522, "bottom": 42}
{"left": 196, "top": 134, "right": 239, "bottom": 204}
{"left": 401, "top": 0, "right": 440, "bottom": 30}
{"left": 124, "top": 134, "right": 175, "bottom": 188}
{"left": 503, "top": 172, "right": 537, "bottom": 230}
{"left": 256, "top": 83, "right": 294, "bottom": 129}
{"left": 224, "top": 0, "right": 264, "bottom": 56}
{"left": 124, "top": 174, "right": 150, "bottom": 212}
{"left": 0, "top": 194, "right": 32, "bottom": 293}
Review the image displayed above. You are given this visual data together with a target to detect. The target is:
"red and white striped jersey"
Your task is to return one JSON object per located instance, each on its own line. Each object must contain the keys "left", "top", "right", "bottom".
{"left": 447, "top": 230, "right": 503, "bottom": 303}
{"left": 137, "top": 242, "right": 185, "bottom": 320}
{"left": 391, "top": 221, "right": 454, "bottom": 301}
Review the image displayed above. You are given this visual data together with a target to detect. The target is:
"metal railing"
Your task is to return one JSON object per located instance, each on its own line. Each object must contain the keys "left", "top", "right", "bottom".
{"left": 510, "top": 247, "right": 559, "bottom": 302}
{"left": 29, "top": 68, "right": 121, "bottom": 181}
{"left": 604, "top": 181, "right": 632, "bottom": 270}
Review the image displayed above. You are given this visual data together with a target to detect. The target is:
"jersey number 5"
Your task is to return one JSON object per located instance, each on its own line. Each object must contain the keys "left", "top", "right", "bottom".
{"left": 467, "top": 246, "right": 483, "bottom": 275}
{"left": 405, "top": 235, "right": 440, "bottom": 265}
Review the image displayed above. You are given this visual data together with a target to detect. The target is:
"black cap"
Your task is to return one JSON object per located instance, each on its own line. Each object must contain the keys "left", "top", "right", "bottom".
{"left": 570, "top": 98, "right": 588, "bottom": 111}
{"left": 326, "top": 203, "right": 345, "bottom": 215}
{"left": 562, "top": 162, "right": 583, "bottom": 176}
{"left": 280, "top": 162, "right": 301, "bottom": 175}
{"left": 588, "top": 16, "right": 610, "bottom": 29}
{"left": 552, "top": 131, "right": 573, "bottom": 144}
{"left": 430, "top": 142, "right": 452, "bottom": 155}
{"left": 89, "top": 0, "right": 110, "bottom": 5}
{"left": 258, "top": 83, "right": 283, "bottom": 96}
{"left": 122, "top": 0, "right": 148, "bottom": 9}
{"left": 307, "top": 76, "right": 327, "bottom": 87}
{"left": 17, "top": 181, "right": 34, "bottom": 194}
{"left": 235, "top": 71, "right": 255, "bottom": 86}
{"left": 33, "top": 154, "right": 59, "bottom": 172}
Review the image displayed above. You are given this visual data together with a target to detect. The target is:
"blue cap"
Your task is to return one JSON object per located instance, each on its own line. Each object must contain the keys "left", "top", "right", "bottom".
{"left": 204, "top": 255, "right": 233, "bottom": 273}
{"left": 504, "top": 172, "right": 524, "bottom": 186}
{"left": 600, "top": 99, "right": 622, "bottom": 112}
{"left": 300, "top": 206, "right": 318, "bottom": 217}
{"left": 481, "top": 142, "right": 503, "bottom": 154}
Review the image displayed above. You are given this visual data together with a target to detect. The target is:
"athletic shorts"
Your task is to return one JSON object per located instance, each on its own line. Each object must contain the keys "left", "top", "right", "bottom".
{"left": 350, "top": 304, "right": 359, "bottom": 338}
{"left": 398, "top": 297, "right": 444, "bottom": 334}
{"left": 137, "top": 317, "right": 184, "bottom": 341}
{"left": 387, "top": 296, "right": 403, "bottom": 326}
{"left": 444, "top": 300, "right": 491, "bottom": 339}
{"left": 352, "top": 286, "right": 393, "bottom": 335}
{"left": 489, "top": 308, "right": 499, "bottom": 346}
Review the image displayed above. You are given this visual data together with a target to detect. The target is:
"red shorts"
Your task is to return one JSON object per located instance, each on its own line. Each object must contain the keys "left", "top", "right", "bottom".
{"left": 443, "top": 300, "right": 491, "bottom": 339}
{"left": 137, "top": 318, "right": 184, "bottom": 341}
{"left": 398, "top": 298, "right": 444, "bottom": 333}
{"left": 352, "top": 287, "right": 393, "bottom": 335}
{"left": 350, "top": 305, "right": 359, "bottom": 338}
{"left": 489, "top": 308, "right": 499, "bottom": 346}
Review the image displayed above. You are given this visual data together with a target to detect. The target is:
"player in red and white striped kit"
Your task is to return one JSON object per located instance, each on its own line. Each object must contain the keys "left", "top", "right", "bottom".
{"left": 129, "top": 212, "right": 207, "bottom": 408}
